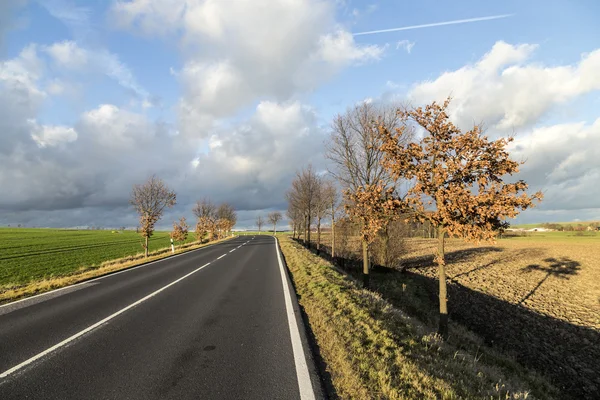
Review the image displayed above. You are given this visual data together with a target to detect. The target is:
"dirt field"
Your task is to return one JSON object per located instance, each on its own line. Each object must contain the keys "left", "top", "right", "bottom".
{"left": 308, "top": 231, "right": 600, "bottom": 399}
{"left": 404, "top": 235, "right": 600, "bottom": 330}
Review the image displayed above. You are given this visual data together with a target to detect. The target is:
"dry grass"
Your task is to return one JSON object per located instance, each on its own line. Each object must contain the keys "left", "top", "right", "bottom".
{"left": 307, "top": 232, "right": 599, "bottom": 398}
{"left": 280, "top": 236, "right": 557, "bottom": 399}
{"left": 0, "top": 237, "right": 234, "bottom": 305}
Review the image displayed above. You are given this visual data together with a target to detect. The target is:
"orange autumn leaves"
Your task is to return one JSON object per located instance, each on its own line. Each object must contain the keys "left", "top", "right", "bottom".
{"left": 346, "top": 98, "right": 542, "bottom": 248}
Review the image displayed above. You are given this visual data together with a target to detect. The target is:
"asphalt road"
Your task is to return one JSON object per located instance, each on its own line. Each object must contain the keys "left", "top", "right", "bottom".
{"left": 0, "top": 235, "right": 322, "bottom": 399}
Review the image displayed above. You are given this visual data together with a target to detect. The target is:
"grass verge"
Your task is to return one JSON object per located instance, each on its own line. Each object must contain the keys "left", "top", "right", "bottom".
{"left": 279, "top": 236, "right": 557, "bottom": 399}
{"left": 0, "top": 236, "right": 234, "bottom": 305}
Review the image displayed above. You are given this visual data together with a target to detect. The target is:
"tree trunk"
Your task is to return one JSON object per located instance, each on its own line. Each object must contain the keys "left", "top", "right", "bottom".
{"left": 273, "top": 224, "right": 276, "bottom": 236}
{"left": 437, "top": 225, "right": 448, "bottom": 339}
{"left": 362, "top": 240, "right": 370, "bottom": 288}
{"left": 316, "top": 217, "right": 321, "bottom": 255}
{"left": 306, "top": 215, "right": 311, "bottom": 248}
{"left": 331, "top": 217, "right": 336, "bottom": 259}
{"left": 292, "top": 224, "right": 296, "bottom": 239}
{"left": 303, "top": 216, "right": 307, "bottom": 245}
{"left": 144, "top": 236, "right": 149, "bottom": 258}
{"left": 382, "top": 224, "right": 389, "bottom": 268}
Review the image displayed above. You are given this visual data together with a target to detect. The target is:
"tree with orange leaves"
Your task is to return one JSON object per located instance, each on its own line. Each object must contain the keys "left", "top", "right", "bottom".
{"left": 170, "top": 217, "right": 189, "bottom": 244}
{"left": 375, "top": 98, "right": 542, "bottom": 338}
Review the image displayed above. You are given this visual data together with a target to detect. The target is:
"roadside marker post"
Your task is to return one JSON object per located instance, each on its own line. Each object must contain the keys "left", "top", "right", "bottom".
{"left": 170, "top": 238, "right": 175, "bottom": 254}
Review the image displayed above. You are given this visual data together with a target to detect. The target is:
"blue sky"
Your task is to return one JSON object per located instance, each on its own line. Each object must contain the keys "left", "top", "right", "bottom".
{"left": 1, "top": 0, "right": 600, "bottom": 228}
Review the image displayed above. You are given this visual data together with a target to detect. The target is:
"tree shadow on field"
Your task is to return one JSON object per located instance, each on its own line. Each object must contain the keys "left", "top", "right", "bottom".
{"left": 295, "top": 238, "right": 599, "bottom": 399}
{"left": 519, "top": 257, "right": 581, "bottom": 305}
{"left": 400, "top": 246, "right": 503, "bottom": 272}
{"left": 377, "top": 269, "right": 598, "bottom": 399}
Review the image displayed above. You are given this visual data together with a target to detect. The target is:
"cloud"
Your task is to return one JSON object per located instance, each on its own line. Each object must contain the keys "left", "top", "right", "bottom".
{"left": 316, "top": 30, "right": 385, "bottom": 66}
{"left": 112, "top": 0, "right": 385, "bottom": 125}
{"left": 39, "top": 0, "right": 94, "bottom": 40}
{"left": 509, "top": 119, "right": 600, "bottom": 212}
{"left": 29, "top": 120, "right": 78, "bottom": 147}
{"left": 44, "top": 40, "right": 149, "bottom": 99}
{"left": 409, "top": 41, "right": 600, "bottom": 130}
{"left": 396, "top": 40, "right": 415, "bottom": 54}
{"left": 0, "top": 44, "right": 47, "bottom": 153}
{"left": 1, "top": 1, "right": 382, "bottom": 228}
{"left": 402, "top": 40, "right": 600, "bottom": 223}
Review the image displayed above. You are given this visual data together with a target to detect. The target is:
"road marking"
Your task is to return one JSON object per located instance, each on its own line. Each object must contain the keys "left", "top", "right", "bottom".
{"left": 0, "top": 238, "right": 233, "bottom": 310}
{"left": 229, "top": 249, "right": 235, "bottom": 253}
{"left": 217, "top": 254, "right": 226, "bottom": 260}
{"left": 274, "top": 237, "right": 315, "bottom": 400}
{"left": 0, "top": 262, "right": 213, "bottom": 379}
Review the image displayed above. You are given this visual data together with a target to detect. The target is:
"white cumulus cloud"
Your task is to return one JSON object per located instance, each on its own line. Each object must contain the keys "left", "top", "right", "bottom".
{"left": 409, "top": 41, "right": 600, "bottom": 130}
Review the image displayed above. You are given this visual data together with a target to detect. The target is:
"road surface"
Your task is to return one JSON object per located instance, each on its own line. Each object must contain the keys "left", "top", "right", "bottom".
{"left": 0, "top": 235, "right": 322, "bottom": 399}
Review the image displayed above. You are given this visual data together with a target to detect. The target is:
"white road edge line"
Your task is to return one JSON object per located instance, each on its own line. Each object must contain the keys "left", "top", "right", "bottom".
{"left": 0, "top": 262, "right": 213, "bottom": 379}
{"left": 0, "top": 238, "right": 233, "bottom": 310}
{"left": 274, "top": 237, "right": 315, "bottom": 400}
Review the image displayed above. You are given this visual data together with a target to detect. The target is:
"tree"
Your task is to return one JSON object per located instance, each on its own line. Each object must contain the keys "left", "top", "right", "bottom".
{"left": 170, "top": 217, "right": 189, "bottom": 243}
{"left": 268, "top": 211, "right": 282, "bottom": 236}
{"left": 326, "top": 101, "right": 410, "bottom": 287}
{"left": 346, "top": 184, "right": 401, "bottom": 287}
{"left": 193, "top": 198, "right": 216, "bottom": 242}
{"left": 216, "top": 203, "right": 237, "bottom": 238}
{"left": 256, "top": 215, "right": 264, "bottom": 234}
{"left": 376, "top": 98, "right": 543, "bottom": 338}
{"left": 313, "top": 178, "right": 328, "bottom": 255}
{"left": 322, "top": 180, "right": 340, "bottom": 258}
{"left": 288, "top": 165, "right": 320, "bottom": 246}
{"left": 130, "top": 175, "right": 177, "bottom": 257}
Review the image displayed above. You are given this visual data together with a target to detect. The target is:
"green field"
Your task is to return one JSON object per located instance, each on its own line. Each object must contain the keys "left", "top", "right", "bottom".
{"left": 503, "top": 230, "right": 600, "bottom": 240}
{"left": 0, "top": 228, "right": 198, "bottom": 289}
{"left": 511, "top": 221, "right": 600, "bottom": 229}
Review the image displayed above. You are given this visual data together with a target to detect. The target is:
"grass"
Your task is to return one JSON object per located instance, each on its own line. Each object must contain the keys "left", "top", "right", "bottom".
{"left": 279, "top": 236, "right": 557, "bottom": 399}
{"left": 511, "top": 221, "right": 600, "bottom": 229}
{"left": 0, "top": 228, "right": 200, "bottom": 289}
{"left": 0, "top": 228, "right": 235, "bottom": 303}
{"left": 310, "top": 231, "right": 600, "bottom": 398}
{"left": 502, "top": 231, "right": 599, "bottom": 240}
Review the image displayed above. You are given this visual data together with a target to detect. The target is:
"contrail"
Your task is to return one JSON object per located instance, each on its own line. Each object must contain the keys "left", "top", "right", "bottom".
{"left": 353, "top": 14, "right": 514, "bottom": 36}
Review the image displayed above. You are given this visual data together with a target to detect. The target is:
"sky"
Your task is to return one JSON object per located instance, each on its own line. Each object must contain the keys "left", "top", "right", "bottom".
{"left": 1, "top": 0, "right": 600, "bottom": 229}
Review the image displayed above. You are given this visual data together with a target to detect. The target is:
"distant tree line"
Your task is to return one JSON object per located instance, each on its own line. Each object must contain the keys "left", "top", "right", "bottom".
{"left": 130, "top": 176, "right": 237, "bottom": 257}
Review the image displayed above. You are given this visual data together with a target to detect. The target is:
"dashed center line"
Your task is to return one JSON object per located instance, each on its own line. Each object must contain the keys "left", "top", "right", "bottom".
{"left": 0, "top": 261, "right": 213, "bottom": 379}
{"left": 217, "top": 254, "right": 226, "bottom": 260}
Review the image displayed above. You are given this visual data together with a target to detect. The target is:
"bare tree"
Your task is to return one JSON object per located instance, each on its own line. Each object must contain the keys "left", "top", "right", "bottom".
{"left": 268, "top": 211, "right": 282, "bottom": 236}
{"left": 130, "top": 175, "right": 177, "bottom": 257}
{"left": 288, "top": 165, "right": 320, "bottom": 246}
{"left": 286, "top": 195, "right": 305, "bottom": 240}
{"left": 326, "top": 101, "right": 410, "bottom": 287}
{"left": 256, "top": 215, "right": 264, "bottom": 234}
{"left": 376, "top": 97, "right": 543, "bottom": 338}
{"left": 322, "top": 180, "right": 340, "bottom": 258}
{"left": 313, "top": 178, "right": 328, "bottom": 254}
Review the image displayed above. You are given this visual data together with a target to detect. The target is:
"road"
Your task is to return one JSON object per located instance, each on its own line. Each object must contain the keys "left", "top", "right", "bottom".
{"left": 0, "top": 235, "right": 321, "bottom": 399}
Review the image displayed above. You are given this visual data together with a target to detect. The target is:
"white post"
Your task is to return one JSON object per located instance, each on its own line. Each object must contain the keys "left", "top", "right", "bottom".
{"left": 171, "top": 238, "right": 175, "bottom": 254}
